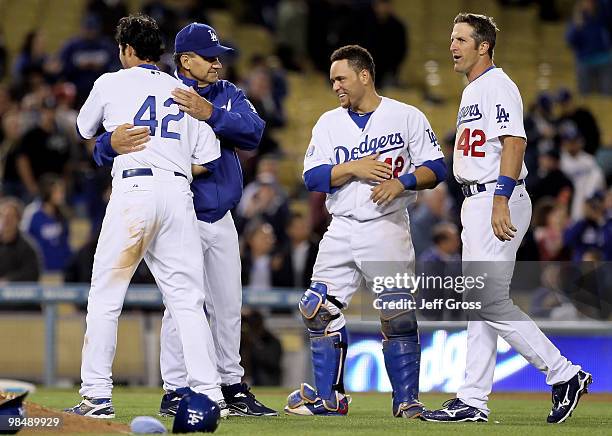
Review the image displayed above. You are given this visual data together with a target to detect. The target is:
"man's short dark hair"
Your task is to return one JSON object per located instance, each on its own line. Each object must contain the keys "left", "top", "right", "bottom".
{"left": 115, "top": 14, "right": 164, "bottom": 62}
{"left": 330, "top": 45, "right": 376, "bottom": 82}
{"left": 454, "top": 13, "right": 499, "bottom": 58}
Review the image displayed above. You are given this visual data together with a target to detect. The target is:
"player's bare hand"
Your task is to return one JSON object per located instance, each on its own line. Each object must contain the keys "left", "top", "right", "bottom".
{"left": 171, "top": 87, "right": 213, "bottom": 120}
{"left": 370, "top": 179, "right": 404, "bottom": 206}
{"left": 111, "top": 123, "right": 150, "bottom": 154}
{"left": 350, "top": 153, "right": 392, "bottom": 182}
{"left": 491, "top": 196, "right": 517, "bottom": 241}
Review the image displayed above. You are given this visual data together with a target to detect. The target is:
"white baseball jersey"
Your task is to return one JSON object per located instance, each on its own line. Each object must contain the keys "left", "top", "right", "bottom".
{"left": 77, "top": 66, "right": 220, "bottom": 180}
{"left": 453, "top": 68, "right": 528, "bottom": 184}
{"left": 304, "top": 96, "right": 443, "bottom": 221}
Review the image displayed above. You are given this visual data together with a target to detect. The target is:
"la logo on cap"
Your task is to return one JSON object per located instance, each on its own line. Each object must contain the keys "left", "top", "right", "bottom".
{"left": 208, "top": 30, "right": 218, "bottom": 42}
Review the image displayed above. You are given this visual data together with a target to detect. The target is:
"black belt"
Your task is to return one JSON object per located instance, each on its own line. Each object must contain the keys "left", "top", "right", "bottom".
{"left": 461, "top": 179, "right": 524, "bottom": 197}
{"left": 122, "top": 168, "right": 187, "bottom": 179}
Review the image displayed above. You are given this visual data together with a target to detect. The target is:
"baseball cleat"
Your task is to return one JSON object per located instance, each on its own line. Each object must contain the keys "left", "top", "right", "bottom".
{"left": 284, "top": 383, "right": 350, "bottom": 416}
{"left": 159, "top": 387, "right": 191, "bottom": 417}
{"left": 64, "top": 397, "right": 115, "bottom": 418}
{"left": 159, "top": 388, "right": 230, "bottom": 419}
{"left": 547, "top": 370, "right": 593, "bottom": 424}
{"left": 394, "top": 401, "right": 425, "bottom": 419}
{"left": 221, "top": 383, "right": 278, "bottom": 417}
{"left": 419, "top": 398, "right": 487, "bottom": 422}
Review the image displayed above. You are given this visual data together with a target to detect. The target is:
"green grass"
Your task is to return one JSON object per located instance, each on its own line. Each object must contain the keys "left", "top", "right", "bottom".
{"left": 29, "top": 388, "right": 611, "bottom": 435}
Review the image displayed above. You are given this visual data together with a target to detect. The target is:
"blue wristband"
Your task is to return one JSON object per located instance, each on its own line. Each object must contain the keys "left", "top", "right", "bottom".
{"left": 398, "top": 173, "right": 417, "bottom": 190}
{"left": 494, "top": 175, "right": 517, "bottom": 198}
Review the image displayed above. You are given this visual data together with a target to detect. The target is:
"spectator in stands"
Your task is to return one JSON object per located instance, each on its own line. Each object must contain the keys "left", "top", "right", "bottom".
{"left": 532, "top": 198, "right": 571, "bottom": 261}
{"left": 564, "top": 190, "right": 612, "bottom": 261}
{"left": 0, "top": 197, "right": 40, "bottom": 283}
{"left": 566, "top": 0, "right": 612, "bottom": 95}
{"left": 276, "top": 0, "right": 308, "bottom": 71}
{"left": 142, "top": 0, "right": 180, "bottom": 51}
{"left": 409, "top": 183, "right": 453, "bottom": 257}
{"left": 236, "top": 156, "right": 290, "bottom": 241}
{"left": 272, "top": 212, "right": 318, "bottom": 288}
{"left": 555, "top": 88, "right": 601, "bottom": 155}
{"left": 363, "top": 0, "right": 408, "bottom": 88}
{"left": 86, "top": 0, "right": 129, "bottom": 38}
{"left": 12, "top": 31, "right": 60, "bottom": 86}
{"left": 59, "top": 14, "right": 118, "bottom": 105}
{"left": 241, "top": 220, "right": 279, "bottom": 290}
{"left": 0, "top": 111, "right": 26, "bottom": 198}
{"left": 530, "top": 147, "right": 574, "bottom": 206}
{"left": 21, "top": 174, "right": 72, "bottom": 272}
{"left": 524, "top": 92, "right": 556, "bottom": 180}
{"left": 418, "top": 222, "right": 461, "bottom": 263}
{"left": 531, "top": 264, "right": 580, "bottom": 320}
{"left": 559, "top": 121, "right": 606, "bottom": 221}
{"left": 417, "top": 222, "right": 461, "bottom": 320}
{"left": 13, "top": 96, "right": 73, "bottom": 199}
{"left": 240, "top": 308, "right": 283, "bottom": 386}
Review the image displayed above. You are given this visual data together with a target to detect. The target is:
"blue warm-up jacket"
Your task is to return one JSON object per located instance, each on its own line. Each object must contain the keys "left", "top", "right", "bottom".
{"left": 94, "top": 75, "right": 265, "bottom": 223}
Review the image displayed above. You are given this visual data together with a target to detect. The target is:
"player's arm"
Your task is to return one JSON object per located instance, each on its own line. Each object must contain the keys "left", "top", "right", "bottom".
{"left": 93, "top": 125, "right": 150, "bottom": 167}
{"left": 303, "top": 154, "right": 393, "bottom": 193}
{"left": 370, "top": 158, "right": 447, "bottom": 206}
{"left": 491, "top": 135, "right": 526, "bottom": 241}
{"left": 172, "top": 85, "right": 265, "bottom": 150}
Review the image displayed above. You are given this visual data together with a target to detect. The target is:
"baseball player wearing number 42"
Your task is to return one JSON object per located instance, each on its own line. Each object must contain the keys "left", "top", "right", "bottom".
{"left": 65, "top": 15, "right": 224, "bottom": 419}
{"left": 93, "top": 23, "right": 277, "bottom": 418}
{"left": 284, "top": 45, "right": 447, "bottom": 419}
{"left": 420, "top": 13, "right": 592, "bottom": 424}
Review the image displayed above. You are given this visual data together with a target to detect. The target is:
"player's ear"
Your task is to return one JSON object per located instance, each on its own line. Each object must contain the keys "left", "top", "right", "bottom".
{"left": 479, "top": 41, "right": 490, "bottom": 56}
{"left": 181, "top": 54, "right": 191, "bottom": 71}
{"left": 360, "top": 69, "right": 369, "bottom": 84}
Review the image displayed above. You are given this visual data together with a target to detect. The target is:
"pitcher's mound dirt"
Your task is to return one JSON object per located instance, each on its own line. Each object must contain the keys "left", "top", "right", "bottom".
{"left": 1, "top": 395, "right": 130, "bottom": 434}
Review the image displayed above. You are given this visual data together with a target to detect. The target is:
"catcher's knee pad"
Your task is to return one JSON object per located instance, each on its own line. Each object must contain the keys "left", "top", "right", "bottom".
{"left": 299, "top": 282, "right": 348, "bottom": 400}
{"left": 299, "top": 282, "right": 345, "bottom": 334}
{"left": 378, "top": 291, "right": 418, "bottom": 340}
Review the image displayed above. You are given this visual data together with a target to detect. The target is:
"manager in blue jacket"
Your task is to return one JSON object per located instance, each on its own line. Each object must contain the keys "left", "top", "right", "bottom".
{"left": 93, "top": 23, "right": 277, "bottom": 417}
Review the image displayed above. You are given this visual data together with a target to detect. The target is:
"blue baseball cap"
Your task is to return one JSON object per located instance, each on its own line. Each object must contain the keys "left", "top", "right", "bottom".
{"left": 174, "top": 23, "right": 233, "bottom": 58}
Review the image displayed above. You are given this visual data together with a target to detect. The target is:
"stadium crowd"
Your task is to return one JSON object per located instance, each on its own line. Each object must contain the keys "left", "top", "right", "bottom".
{"left": 0, "top": 0, "right": 610, "bottom": 325}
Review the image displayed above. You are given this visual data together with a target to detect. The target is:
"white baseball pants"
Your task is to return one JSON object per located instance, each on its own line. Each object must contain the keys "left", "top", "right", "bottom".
{"left": 79, "top": 170, "right": 222, "bottom": 402}
{"left": 160, "top": 211, "right": 244, "bottom": 389}
{"left": 457, "top": 183, "right": 580, "bottom": 414}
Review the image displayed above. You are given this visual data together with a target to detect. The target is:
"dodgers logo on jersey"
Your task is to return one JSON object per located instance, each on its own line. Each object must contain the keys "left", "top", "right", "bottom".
{"left": 457, "top": 104, "right": 482, "bottom": 126}
{"left": 334, "top": 132, "right": 404, "bottom": 164}
{"left": 496, "top": 104, "right": 510, "bottom": 124}
{"left": 426, "top": 128, "right": 440, "bottom": 148}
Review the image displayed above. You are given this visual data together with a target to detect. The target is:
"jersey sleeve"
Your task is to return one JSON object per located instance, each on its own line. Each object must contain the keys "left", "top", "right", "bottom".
{"left": 192, "top": 121, "right": 221, "bottom": 165}
{"left": 485, "top": 82, "right": 526, "bottom": 141}
{"left": 76, "top": 78, "right": 104, "bottom": 139}
{"left": 303, "top": 120, "right": 333, "bottom": 174}
{"left": 406, "top": 108, "right": 444, "bottom": 166}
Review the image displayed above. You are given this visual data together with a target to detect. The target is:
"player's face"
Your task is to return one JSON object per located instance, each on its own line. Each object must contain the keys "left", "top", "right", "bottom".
{"left": 330, "top": 59, "right": 365, "bottom": 109}
{"left": 183, "top": 54, "right": 222, "bottom": 85}
{"left": 450, "top": 23, "right": 483, "bottom": 76}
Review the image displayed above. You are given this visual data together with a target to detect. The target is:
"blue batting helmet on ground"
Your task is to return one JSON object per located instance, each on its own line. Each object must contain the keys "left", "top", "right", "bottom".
{"left": 172, "top": 393, "right": 220, "bottom": 433}
{"left": 0, "top": 391, "right": 28, "bottom": 434}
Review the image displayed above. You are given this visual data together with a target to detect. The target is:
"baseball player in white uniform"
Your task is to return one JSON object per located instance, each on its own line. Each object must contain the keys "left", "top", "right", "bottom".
{"left": 65, "top": 15, "right": 223, "bottom": 418}
{"left": 421, "top": 13, "right": 592, "bottom": 424}
{"left": 284, "top": 45, "right": 447, "bottom": 419}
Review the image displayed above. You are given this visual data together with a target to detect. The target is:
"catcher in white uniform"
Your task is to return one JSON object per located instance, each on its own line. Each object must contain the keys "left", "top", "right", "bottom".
{"left": 284, "top": 45, "right": 447, "bottom": 418}
{"left": 421, "top": 13, "right": 592, "bottom": 424}
{"left": 66, "top": 15, "right": 222, "bottom": 418}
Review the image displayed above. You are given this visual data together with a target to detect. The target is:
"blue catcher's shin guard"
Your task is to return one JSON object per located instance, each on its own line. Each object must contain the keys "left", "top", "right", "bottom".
{"left": 310, "top": 326, "right": 348, "bottom": 400}
{"left": 380, "top": 291, "right": 422, "bottom": 418}
{"left": 300, "top": 282, "right": 348, "bottom": 401}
